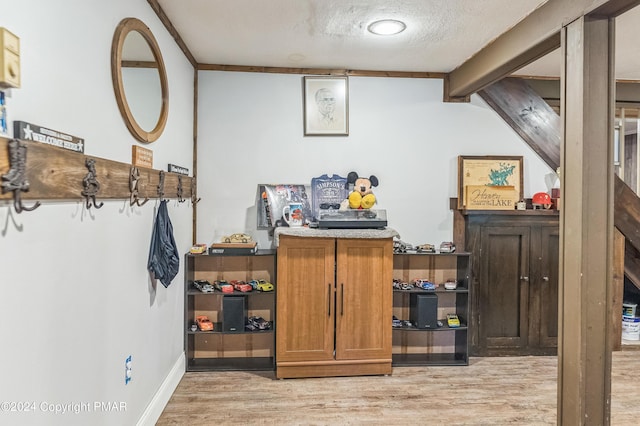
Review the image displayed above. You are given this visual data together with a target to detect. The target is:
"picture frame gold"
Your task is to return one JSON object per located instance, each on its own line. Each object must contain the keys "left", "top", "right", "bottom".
{"left": 303, "top": 76, "right": 349, "bottom": 136}
{"left": 457, "top": 155, "right": 524, "bottom": 209}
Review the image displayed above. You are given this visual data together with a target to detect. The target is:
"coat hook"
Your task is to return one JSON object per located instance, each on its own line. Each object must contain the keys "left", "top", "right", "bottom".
{"left": 129, "top": 167, "right": 149, "bottom": 206}
{"left": 1, "top": 139, "right": 41, "bottom": 213}
{"left": 81, "top": 158, "right": 104, "bottom": 209}
{"left": 177, "top": 175, "right": 185, "bottom": 203}
{"left": 157, "top": 170, "right": 166, "bottom": 201}
{"left": 190, "top": 176, "right": 201, "bottom": 205}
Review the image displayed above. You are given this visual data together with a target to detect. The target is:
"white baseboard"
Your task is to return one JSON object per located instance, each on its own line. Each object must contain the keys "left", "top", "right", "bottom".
{"left": 137, "top": 352, "right": 185, "bottom": 426}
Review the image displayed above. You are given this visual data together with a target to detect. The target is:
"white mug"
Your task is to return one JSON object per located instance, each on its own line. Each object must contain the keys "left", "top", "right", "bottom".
{"left": 282, "top": 202, "right": 304, "bottom": 227}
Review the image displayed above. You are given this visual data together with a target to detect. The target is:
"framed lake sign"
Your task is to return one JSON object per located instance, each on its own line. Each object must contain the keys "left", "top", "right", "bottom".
{"left": 457, "top": 155, "right": 523, "bottom": 210}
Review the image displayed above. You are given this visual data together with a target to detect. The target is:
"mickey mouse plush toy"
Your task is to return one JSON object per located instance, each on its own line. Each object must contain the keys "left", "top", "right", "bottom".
{"left": 346, "top": 171, "right": 379, "bottom": 209}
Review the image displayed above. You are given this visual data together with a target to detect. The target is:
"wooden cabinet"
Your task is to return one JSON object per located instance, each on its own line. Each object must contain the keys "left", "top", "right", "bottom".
{"left": 392, "top": 252, "right": 471, "bottom": 366}
{"left": 276, "top": 235, "right": 393, "bottom": 378}
{"left": 464, "top": 211, "right": 559, "bottom": 356}
{"left": 184, "top": 251, "right": 276, "bottom": 371}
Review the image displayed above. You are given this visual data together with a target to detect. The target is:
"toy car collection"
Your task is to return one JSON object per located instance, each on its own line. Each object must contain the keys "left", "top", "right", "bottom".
{"left": 393, "top": 238, "right": 440, "bottom": 254}
{"left": 200, "top": 278, "right": 273, "bottom": 293}
{"left": 196, "top": 315, "right": 214, "bottom": 331}
{"left": 392, "top": 315, "right": 413, "bottom": 328}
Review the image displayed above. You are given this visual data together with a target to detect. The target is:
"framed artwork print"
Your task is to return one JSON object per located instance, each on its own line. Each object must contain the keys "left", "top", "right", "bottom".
{"left": 304, "top": 76, "right": 349, "bottom": 136}
{"left": 457, "top": 155, "right": 523, "bottom": 209}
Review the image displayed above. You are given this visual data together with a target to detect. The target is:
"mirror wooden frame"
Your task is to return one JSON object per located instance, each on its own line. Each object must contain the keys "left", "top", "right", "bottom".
{"left": 111, "top": 17, "right": 168, "bottom": 143}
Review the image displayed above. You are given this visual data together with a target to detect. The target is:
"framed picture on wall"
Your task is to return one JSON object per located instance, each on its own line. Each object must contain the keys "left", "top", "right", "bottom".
{"left": 303, "top": 76, "right": 349, "bottom": 136}
{"left": 457, "top": 155, "right": 524, "bottom": 209}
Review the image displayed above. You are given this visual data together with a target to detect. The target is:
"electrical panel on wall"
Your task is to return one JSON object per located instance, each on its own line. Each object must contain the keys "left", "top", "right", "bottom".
{"left": 0, "top": 28, "right": 20, "bottom": 89}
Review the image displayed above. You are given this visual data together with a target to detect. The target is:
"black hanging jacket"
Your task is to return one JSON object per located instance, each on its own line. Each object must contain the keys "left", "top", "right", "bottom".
{"left": 148, "top": 200, "right": 180, "bottom": 287}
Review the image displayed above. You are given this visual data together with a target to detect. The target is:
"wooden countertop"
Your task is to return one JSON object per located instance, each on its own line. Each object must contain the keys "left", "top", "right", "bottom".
{"left": 273, "top": 226, "right": 399, "bottom": 246}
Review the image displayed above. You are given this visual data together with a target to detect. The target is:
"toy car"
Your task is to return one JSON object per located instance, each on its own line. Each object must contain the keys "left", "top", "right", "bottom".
{"left": 414, "top": 279, "right": 436, "bottom": 291}
{"left": 392, "top": 316, "right": 403, "bottom": 328}
{"left": 415, "top": 243, "right": 436, "bottom": 253}
{"left": 222, "top": 233, "right": 253, "bottom": 243}
{"left": 256, "top": 279, "right": 274, "bottom": 292}
{"left": 392, "top": 316, "right": 412, "bottom": 328}
{"left": 393, "top": 239, "right": 413, "bottom": 253}
{"left": 392, "top": 279, "right": 404, "bottom": 290}
{"left": 231, "top": 280, "right": 253, "bottom": 292}
{"left": 192, "top": 279, "right": 214, "bottom": 293}
{"left": 196, "top": 315, "right": 214, "bottom": 331}
{"left": 400, "top": 282, "right": 414, "bottom": 291}
{"left": 447, "top": 314, "right": 461, "bottom": 328}
{"left": 439, "top": 241, "right": 456, "bottom": 253}
{"left": 189, "top": 244, "right": 207, "bottom": 254}
{"left": 245, "top": 316, "right": 271, "bottom": 331}
{"left": 443, "top": 279, "right": 458, "bottom": 290}
{"left": 213, "top": 279, "right": 232, "bottom": 292}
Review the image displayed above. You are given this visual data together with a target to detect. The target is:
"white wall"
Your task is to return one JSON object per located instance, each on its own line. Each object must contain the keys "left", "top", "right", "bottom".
{"left": 197, "top": 72, "right": 554, "bottom": 249}
{"left": 0, "top": 1, "right": 193, "bottom": 425}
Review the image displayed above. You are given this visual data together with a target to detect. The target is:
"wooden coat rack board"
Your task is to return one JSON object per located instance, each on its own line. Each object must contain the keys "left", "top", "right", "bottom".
{"left": 0, "top": 137, "right": 195, "bottom": 209}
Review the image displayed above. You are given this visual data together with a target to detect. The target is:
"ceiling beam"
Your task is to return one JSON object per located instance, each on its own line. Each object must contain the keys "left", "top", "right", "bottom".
{"left": 147, "top": 0, "right": 197, "bottom": 68}
{"left": 197, "top": 63, "right": 444, "bottom": 79}
{"left": 446, "top": 0, "right": 640, "bottom": 99}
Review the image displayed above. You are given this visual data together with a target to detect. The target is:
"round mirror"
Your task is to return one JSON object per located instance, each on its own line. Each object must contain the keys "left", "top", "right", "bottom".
{"left": 111, "top": 18, "right": 168, "bottom": 143}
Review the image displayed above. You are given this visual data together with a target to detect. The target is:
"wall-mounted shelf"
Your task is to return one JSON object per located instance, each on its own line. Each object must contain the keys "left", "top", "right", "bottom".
{"left": 0, "top": 136, "right": 194, "bottom": 206}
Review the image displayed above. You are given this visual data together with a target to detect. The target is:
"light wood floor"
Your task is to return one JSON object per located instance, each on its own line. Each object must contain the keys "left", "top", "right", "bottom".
{"left": 157, "top": 351, "right": 640, "bottom": 425}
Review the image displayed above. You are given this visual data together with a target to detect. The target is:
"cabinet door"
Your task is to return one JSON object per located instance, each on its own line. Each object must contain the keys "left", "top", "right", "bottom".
{"left": 335, "top": 239, "right": 392, "bottom": 360}
{"left": 479, "top": 226, "right": 531, "bottom": 355}
{"left": 276, "top": 237, "right": 335, "bottom": 362}
{"left": 538, "top": 225, "right": 559, "bottom": 351}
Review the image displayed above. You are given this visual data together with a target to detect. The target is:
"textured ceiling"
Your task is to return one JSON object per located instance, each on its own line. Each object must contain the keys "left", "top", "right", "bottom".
{"left": 155, "top": 0, "right": 640, "bottom": 79}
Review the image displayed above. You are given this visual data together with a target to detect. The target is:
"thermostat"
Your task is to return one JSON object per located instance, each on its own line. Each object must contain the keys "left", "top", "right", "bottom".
{"left": 0, "top": 28, "right": 20, "bottom": 88}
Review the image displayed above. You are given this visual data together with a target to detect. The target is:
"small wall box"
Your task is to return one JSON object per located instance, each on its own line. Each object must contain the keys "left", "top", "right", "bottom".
{"left": 0, "top": 28, "right": 20, "bottom": 88}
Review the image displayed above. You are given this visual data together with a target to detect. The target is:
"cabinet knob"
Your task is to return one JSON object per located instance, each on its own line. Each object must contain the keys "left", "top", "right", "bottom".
{"left": 520, "top": 276, "right": 529, "bottom": 281}
{"left": 542, "top": 276, "right": 549, "bottom": 282}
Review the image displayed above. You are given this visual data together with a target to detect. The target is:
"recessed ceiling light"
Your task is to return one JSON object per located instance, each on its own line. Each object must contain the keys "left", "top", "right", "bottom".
{"left": 367, "top": 19, "right": 406, "bottom": 36}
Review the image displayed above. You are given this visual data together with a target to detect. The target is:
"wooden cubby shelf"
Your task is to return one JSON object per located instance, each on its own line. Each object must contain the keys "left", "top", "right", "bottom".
{"left": 184, "top": 250, "right": 276, "bottom": 372}
{"left": 392, "top": 251, "right": 471, "bottom": 367}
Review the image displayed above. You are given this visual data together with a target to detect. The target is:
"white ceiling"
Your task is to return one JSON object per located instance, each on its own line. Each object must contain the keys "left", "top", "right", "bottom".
{"left": 155, "top": 0, "right": 640, "bottom": 80}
